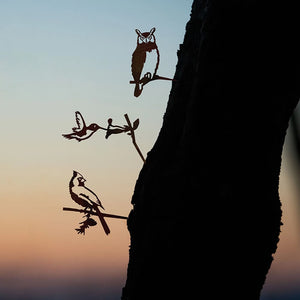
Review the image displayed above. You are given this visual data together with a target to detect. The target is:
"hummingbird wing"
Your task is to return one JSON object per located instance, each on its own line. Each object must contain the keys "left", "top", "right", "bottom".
{"left": 73, "top": 111, "right": 86, "bottom": 132}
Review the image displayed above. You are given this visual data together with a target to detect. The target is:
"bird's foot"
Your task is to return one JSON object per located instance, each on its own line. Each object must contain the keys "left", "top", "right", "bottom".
{"left": 140, "top": 72, "right": 152, "bottom": 85}
{"left": 144, "top": 72, "right": 152, "bottom": 80}
{"left": 83, "top": 207, "right": 94, "bottom": 218}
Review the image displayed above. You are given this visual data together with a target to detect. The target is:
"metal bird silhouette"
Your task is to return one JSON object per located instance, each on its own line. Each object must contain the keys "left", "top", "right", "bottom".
{"left": 62, "top": 111, "right": 104, "bottom": 141}
{"left": 131, "top": 27, "right": 159, "bottom": 97}
{"left": 69, "top": 171, "right": 110, "bottom": 235}
{"left": 130, "top": 27, "right": 173, "bottom": 97}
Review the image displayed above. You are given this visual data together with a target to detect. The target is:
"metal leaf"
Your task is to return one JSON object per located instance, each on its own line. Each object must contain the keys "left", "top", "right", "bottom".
{"left": 132, "top": 119, "right": 140, "bottom": 130}
{"left": 105, "top": 128, "right": 125, "bottom": 139}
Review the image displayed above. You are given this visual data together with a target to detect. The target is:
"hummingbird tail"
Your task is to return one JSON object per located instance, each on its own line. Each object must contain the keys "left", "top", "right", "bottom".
{"left": 62, "top": 134, "right": 72, "bottom": 140}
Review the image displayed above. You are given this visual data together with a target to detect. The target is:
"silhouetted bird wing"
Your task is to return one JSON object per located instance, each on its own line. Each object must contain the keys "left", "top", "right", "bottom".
{"left": 76, "top": 131, "right": 98, "bottom": 141}
{"left": 82, "top": 186, "right": 105, "bottom": 210}
{"left": 72, "top": 193, "right": 93, "bottom": 208}
{"left": 73, "top": 111, "right": 86, "bottom": 132}
{"left": 79, "top": 193, "right": 93, "bottom": 203}
{"left": 131, "top": 50, "right": 147, "bottom": 83}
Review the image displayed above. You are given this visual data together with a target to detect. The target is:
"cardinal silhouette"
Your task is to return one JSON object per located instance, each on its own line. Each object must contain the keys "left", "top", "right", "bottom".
{"left": 62, "top": 111, "right": 103, "bottom": 142}
{"left": 69, "top": 170, "right": 110, "bottom": 235}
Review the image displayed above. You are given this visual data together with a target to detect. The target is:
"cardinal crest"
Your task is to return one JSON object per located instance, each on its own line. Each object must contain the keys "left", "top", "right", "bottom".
{"left": 130, "top": 27, "right": 174, "bottom": 97}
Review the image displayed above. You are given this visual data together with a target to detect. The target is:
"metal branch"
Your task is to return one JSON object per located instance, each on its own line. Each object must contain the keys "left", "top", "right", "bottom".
{"left": 124, "top": 114, "right": 145, "bottom": 163}
{"left": 63, "top": 207, "right": 127, "bottom": 220}
{"left": 129, "top": 74, "right": 174, "bottom": 86}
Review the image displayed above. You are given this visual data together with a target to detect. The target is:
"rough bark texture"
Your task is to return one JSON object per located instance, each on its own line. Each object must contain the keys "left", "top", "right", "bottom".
{"left": 122, "top": 1, "right": 300, "bottom": 299}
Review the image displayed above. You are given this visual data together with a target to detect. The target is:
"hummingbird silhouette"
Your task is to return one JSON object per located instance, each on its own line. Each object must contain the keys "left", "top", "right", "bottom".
{"left": 62, "top": 111, "right": 103, "bottom": 142}
{"left": 69, "top": 170, "right": 110, "bottom": 235}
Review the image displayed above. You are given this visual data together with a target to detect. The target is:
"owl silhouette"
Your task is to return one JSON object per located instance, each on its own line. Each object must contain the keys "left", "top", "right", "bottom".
{"left": 131, "top": 27, "right": 160, "bottom": 97}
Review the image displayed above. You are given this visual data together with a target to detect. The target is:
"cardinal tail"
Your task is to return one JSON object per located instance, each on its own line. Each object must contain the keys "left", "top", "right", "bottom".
{"left": 94, "top": 205, "right": 110, "bottom": 235}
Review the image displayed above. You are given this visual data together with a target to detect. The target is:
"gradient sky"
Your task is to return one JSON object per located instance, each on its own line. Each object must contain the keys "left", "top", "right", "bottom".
{"left": 0, "top": 1, "right": 300, "bottom": 299}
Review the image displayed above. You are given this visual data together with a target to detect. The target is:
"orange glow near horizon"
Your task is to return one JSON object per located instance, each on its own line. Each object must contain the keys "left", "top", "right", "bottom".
{"left": 1, "top": 131, "right": 300, "bottom": 298}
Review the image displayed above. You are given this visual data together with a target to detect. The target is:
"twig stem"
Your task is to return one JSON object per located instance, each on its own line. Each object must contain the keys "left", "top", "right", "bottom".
{"left": 124, "top": 114, "right": 145, "bottom": 163}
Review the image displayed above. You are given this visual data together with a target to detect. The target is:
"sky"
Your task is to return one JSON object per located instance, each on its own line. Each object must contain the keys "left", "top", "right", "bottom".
{"left": 261, "top": 131, "right": 300, "bottom": 300}
{"left": 0, "top": 1, "right": 300, "bottom": 299}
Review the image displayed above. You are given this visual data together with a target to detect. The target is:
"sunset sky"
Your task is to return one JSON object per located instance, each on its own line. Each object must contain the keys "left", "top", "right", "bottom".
{"left": 0, "top": 1, "right": 300, "bottom": 299}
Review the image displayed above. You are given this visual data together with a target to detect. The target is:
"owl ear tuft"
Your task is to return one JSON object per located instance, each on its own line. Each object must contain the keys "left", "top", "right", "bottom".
{"left": 135, "top": 29, "right": 142, "bottom": 36}
{"left": 150, "top": 27, "right": 156, "bottom": 34}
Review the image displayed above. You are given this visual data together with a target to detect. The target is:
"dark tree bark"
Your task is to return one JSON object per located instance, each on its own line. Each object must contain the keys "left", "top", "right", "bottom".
{"left": 122, "top": 1, "right": 300, "bottom": 299}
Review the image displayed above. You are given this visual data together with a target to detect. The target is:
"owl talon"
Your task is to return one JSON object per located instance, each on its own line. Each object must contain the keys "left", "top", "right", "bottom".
{"left": 144, "top": 72, "right": 152, "bottom": 80}
{"left": 140, "top": 73, "right": 152, "bottom": 86}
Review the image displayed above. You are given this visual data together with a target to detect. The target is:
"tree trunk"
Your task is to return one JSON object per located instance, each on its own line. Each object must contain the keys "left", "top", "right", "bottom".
{"left": 122, "top": 1, "right": 300, "bottom": 299}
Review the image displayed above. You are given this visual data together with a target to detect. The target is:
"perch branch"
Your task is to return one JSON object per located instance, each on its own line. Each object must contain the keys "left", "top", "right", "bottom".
{"left": 129, "top": 74, "right": 174, "bottom": 85}
{"left": 63, "top": 207, "right": 127, "bottom": 220}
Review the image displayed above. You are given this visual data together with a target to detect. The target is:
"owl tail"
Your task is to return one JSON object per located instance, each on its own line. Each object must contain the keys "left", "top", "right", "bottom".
{"left": 134, "top": 83, "right": 143, "bottom": 97}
